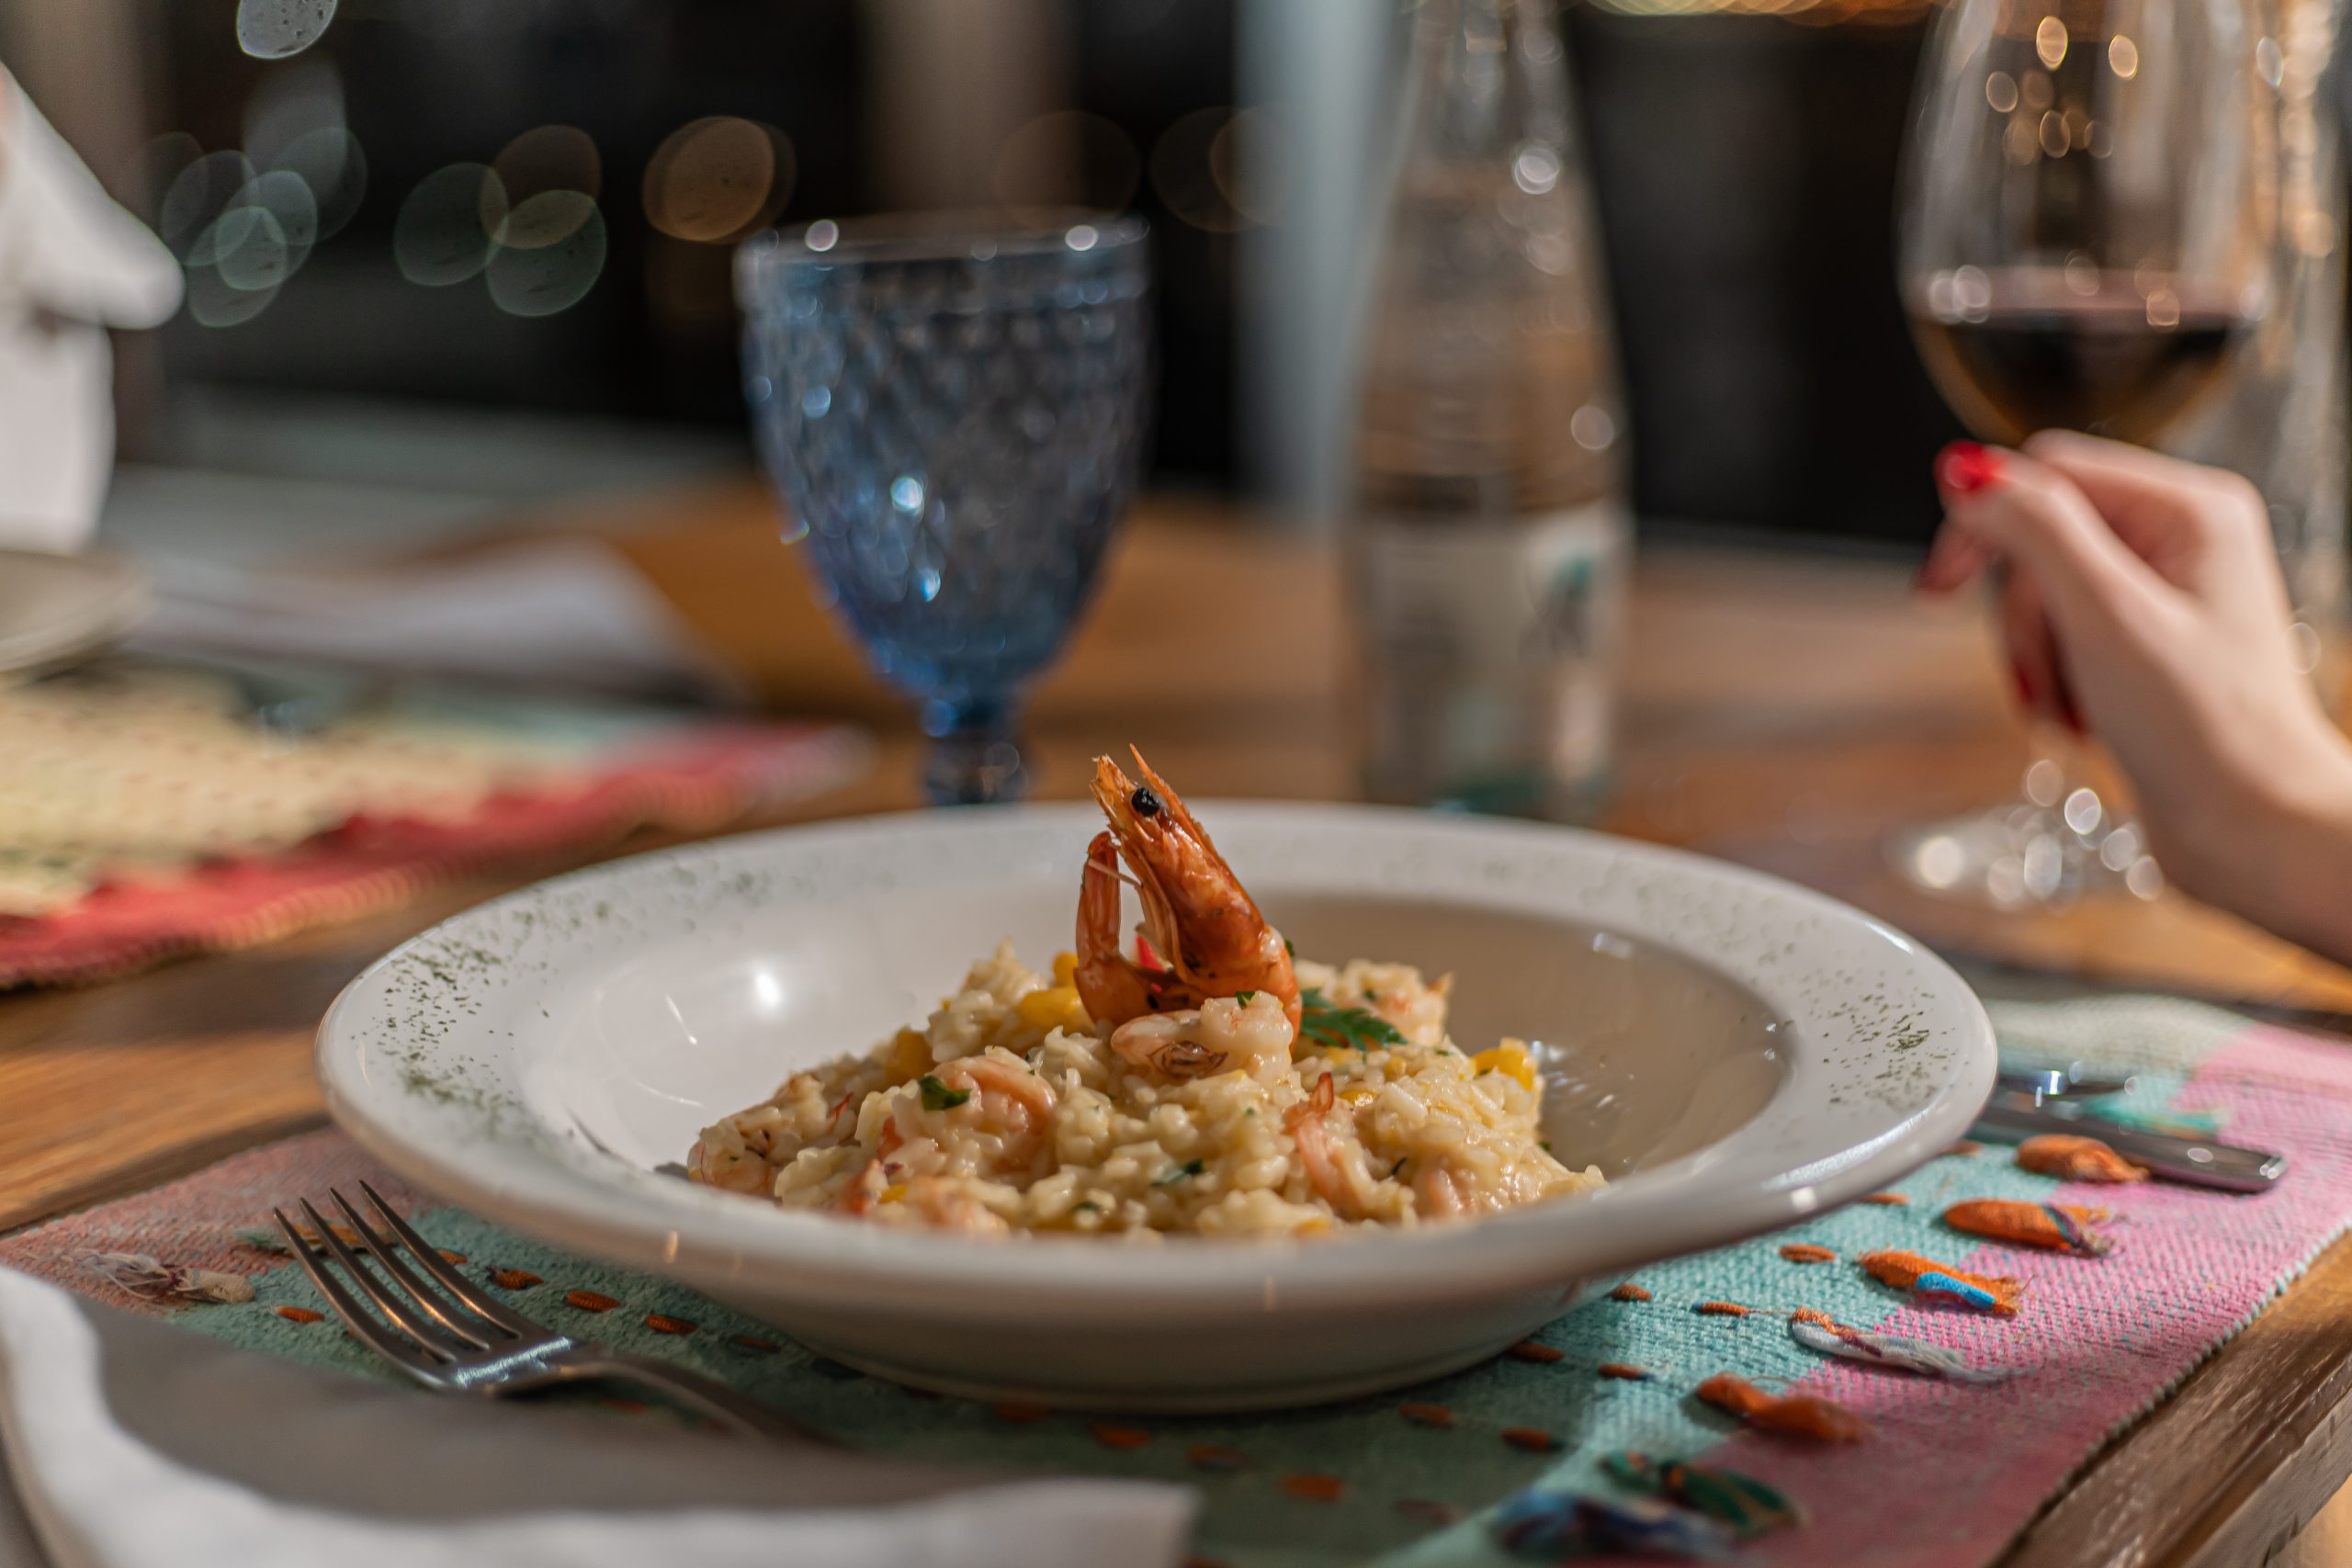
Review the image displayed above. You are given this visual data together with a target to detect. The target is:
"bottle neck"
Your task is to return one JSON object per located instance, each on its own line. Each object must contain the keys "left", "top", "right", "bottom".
{"left": 1401, "top": 0, "right": 1573, "bottom": 165}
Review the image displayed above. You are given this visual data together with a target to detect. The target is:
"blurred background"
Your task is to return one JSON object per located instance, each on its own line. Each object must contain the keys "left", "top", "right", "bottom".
{"left": 5, "top": 0, "right": 1978, "bottom": 557}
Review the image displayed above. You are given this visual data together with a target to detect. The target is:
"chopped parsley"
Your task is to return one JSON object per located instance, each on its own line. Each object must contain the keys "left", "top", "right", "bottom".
{"left": 1283, "top": 937, "right": 1296, "bottom": 958}
{"left": 1297, "top": 987, "right": 1408, "bottom": 1054}
{"left": 1236, "top": 989, "right": 1258, "bottom": 1006}
{"left": 1156, "top": 1158, "right": 1207, "bottom": 1186}
{"left": 918, "top": 1075, "right": 971, "bottom": 1111}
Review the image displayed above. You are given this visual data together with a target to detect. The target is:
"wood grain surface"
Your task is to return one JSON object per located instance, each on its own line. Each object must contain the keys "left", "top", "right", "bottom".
{"left": 8, "top": 480, "right": 2352, "bottom": 1565}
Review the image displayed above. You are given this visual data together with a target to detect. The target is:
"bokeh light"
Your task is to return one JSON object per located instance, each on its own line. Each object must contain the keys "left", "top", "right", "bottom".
{"left": 1149, "top": 107, "right": 1246, "bottom": 233}
{"left": 489, "top": 125, "right": 600, "bottom": 244}
{"left": 991, "top": 111, "right": 1141, "bottom": 226}
{"left": 237, "top": 0, "right": 336, "bottom": 59}
{"left": 487, "top": 195, "right": 607, "bottom": 316}
{"left": 184, "top": 259, "right": 279, "bottom": 327}
{"left": 642, "top": 117, "right": 794, "bottom": 243}
{"left": 273, "top": 126, "right": 368, "bottom": 240}
{"left": 395, "top": 163, "right": 506, "bottom": 286}
{"left": 160, "top": 152, "right": 258, "bottom": 259}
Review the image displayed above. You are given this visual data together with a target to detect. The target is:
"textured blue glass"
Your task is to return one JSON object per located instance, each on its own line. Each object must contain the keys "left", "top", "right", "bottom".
{"left": 738, "top": 219, "right": 1152, "bottom": 803}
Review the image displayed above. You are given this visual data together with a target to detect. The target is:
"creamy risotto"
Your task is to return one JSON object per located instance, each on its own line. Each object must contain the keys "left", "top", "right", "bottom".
{"left": 686, "top": 751, "right": 1602, "bottom": 1237}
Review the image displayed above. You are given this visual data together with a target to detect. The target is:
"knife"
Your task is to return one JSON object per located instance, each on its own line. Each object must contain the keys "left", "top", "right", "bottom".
{"left": 1971, "top": 1090, "right": 2288, "bottom": 1192}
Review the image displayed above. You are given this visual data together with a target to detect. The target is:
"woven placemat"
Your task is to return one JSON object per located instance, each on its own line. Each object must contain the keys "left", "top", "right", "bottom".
{"left": 6, "top": 997, "right": 2347, "bottom": 1568}
{"left": 0, "top": 660, "right": 867, "bottom": 986}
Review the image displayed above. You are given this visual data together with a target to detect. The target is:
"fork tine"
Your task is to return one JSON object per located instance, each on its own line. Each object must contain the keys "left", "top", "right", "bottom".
{"left": 298, "top": 1199, "right": 469, "bottom": 1361}
{"left": 273, "top": 1207, "right": 439, "bottom": 1373}
{"left": 325, "top": 1189, "right": 498, "bottom": 1349}
{"left": 354, "top": 1180, "right": 542, "bottom": 1337}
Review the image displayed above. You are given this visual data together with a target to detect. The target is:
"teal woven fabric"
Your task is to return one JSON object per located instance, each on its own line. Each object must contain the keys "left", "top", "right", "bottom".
{"left": 10, "top": 996, "right": 2343, "bottom": 1568}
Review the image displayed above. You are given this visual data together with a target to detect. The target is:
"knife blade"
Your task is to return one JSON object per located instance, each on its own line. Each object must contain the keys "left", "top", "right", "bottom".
{"left": 1972, "top": 1091, "right": 2287, "bottom": 1192}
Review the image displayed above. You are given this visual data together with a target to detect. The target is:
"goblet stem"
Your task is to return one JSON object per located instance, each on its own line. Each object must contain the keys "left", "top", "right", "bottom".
{"left": 920, "top": 694, "right": 1027, "bottom": 806}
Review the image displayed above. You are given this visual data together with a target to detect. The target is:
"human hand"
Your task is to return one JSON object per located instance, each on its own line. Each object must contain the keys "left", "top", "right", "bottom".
{"left": 1916, "top": 431, "right": 2352, "bottom": 963}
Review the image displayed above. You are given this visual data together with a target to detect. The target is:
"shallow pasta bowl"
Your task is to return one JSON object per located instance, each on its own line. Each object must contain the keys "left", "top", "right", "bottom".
{"left": 317, "top": 803, "right": 1995, "bottom": 1412}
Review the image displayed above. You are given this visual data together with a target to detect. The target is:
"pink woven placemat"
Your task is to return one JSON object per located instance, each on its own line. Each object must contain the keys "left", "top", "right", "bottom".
{"left": 5, "top": 998, "right": 2348, "bottom": 1568}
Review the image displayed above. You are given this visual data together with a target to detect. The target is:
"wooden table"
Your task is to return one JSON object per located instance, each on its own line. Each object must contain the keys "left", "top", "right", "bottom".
{"left": 9, "top": 484, "right": 2352, "bottom": 1565}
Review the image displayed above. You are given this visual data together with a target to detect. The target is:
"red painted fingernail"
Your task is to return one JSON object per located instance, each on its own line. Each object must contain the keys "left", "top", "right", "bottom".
{"left": 1937, "top": 441, "right": 2005, "bottom": 496}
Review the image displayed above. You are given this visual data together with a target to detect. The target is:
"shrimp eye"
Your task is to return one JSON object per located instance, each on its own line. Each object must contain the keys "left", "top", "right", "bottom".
{"left": 1130, "top": 786, "right": 1162, "bottom": 818}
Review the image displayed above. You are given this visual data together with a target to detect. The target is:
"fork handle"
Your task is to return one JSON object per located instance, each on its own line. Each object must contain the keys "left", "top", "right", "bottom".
{"left": 559, "top": 1355, "right": 840, "bottom": 1445}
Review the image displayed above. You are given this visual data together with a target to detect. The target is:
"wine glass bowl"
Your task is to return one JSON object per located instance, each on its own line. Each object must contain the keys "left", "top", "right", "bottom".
{"left": 1891, "top": 0, "right": 2277, "bottom": 908}
{"left": 738, "top": 214, "right": 1152, "bottom": 805}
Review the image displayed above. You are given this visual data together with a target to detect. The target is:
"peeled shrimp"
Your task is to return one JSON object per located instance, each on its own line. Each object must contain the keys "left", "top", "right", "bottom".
{"left": 1109, "top": 991, "right": 1295, "bottom": 1081}
{"left": 1284, "top": 1075, "right": 1357, "bottom": 1218}
{"left": 1075, "top": 750, "right": 1299, "bottom": 1030}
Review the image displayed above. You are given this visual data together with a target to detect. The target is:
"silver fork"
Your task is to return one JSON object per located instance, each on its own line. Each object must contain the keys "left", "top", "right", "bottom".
{"left": 273, "top": 1183, "right": 831, "bottom": 1444}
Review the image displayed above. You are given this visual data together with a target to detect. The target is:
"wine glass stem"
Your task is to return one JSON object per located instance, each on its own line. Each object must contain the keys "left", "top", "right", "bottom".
{"left": 921, "top": 694, "right": 1027, "bottom": 807}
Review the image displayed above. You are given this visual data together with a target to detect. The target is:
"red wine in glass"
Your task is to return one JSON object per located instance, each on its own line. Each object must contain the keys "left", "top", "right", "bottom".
{"left": 1911, "top": 266, "right": 2258, "bottom": 446}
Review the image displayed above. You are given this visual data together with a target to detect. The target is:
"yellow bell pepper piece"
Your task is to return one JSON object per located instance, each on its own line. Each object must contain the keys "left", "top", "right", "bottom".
{"left": 1472, "top": 1043, "right": 1536, "bottom": 1092}
{"left": 1017, "top": 985, "right": 1091, "bottom": 1032}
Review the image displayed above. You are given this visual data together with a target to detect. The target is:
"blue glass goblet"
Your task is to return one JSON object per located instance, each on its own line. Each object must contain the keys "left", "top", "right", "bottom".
{"left": 738, "top": 214, "right": 1152, "bottom": 805}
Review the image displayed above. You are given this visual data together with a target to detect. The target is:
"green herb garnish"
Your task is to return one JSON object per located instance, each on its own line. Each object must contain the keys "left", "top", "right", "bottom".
{"left": 1283, "top": 937, "right": 1296, "bottom": 958}
{"left": 1236, "top": 989, "right": 1258, "bottom": 1006}
{"left": 1296, "top": 987, "right": 1407, "bottom": 1054}
{"left": 1156, "top": 1158, "right": 1207, "bottom": 1186}
{"left": 918, "top": 1075, "right": 971, "bottom": 1111}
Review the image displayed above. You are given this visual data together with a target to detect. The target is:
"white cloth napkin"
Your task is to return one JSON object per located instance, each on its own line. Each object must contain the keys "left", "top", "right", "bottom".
{"left": 0, "top": 66, "right": 181, "bottom": 554}
{"left": 130, "top": 537, "right": 752, "bottom": 704}
{"left": 0, "top": 1267, "right": 1195, "bottom": 1568}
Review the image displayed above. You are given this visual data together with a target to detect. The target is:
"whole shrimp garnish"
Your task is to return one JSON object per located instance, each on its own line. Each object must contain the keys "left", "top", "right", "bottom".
{"left": 1075, "top": 750, "right": 1300, "bottom": 1032}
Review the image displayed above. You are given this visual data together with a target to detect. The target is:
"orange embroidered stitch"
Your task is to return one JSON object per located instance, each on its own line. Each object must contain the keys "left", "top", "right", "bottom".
{"left": 1860, "top": 1192, "right": 1910, "bottom": 1206}
{"left": 1090, "top": 1422, "right": 1151, "bottom": 1450}
{"left": 1778, "top": 1244, "right": 1836, "bottom": 1264}
{"left": 565, "top": 1289, "right": 620, "bottom": 1313}
{"left": 1858, "top": 1248, "right": 2025, "bottom": 1314}
{"left": 436, "top": 1248, "right": 468, "bottom": 1265}
{"left": 1282, "top": 1473, "right": 1345, "bottom": 1502}
{"left": 1790, "top": 1306, "right": 1842, "bottom": 1328}
{"left": 274, "top": 1304, "right": 323, "bottom": 1324}
{"left": 1501, "top": 1427, "right": 1559, "bottom": 1452}
{"left": 729, "top": 1334, "right": 779, "bottom": 1353}
{"left": 2015, "top": 1135, "right": 2149, "bottom": 1184}
{"left": 644, "top": 1313, "right": 696, "bottom": 1335}
{"left": 1597, "top": 1363, "right": 1651, "bottom": 1381}
{"left": 1696, "top": 1373, "right": 1868, "bottom": 1442}
{"left": 1942, "top": 1198, "right": 2112, "bottom": 1255}
{"left": 1694, "top": 1301, "right": 1752, "bottom": 1316}
{"left": 1507, "top": 1340, "right": 1565, "bottom": 1363}
{"left": 488, "top": 1267, "right": 541, "bottom": 1289}
{"left": 1608, "top": 1282, "right": 1652, "bottom": 1302}
{"left": 1399, "top": 1403, "right": 1454, "bottom": 1428}
{"left": 992, "top": 1401, "right": 1052, "bottom": 1423}
{"left": 1944, "top": 1139, "right": 1985, "bottom": 1157}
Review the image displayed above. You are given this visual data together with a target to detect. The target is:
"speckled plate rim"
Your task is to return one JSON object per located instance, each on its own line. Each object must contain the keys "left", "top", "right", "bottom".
{"left": 317, "top": 803, "right": 1996, "bottom": 1317}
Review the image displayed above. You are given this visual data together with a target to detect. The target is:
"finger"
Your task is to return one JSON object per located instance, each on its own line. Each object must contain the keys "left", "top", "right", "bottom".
{"left": 1936, "top": 444, "right": 2170, "bottom": 635}
{"left": 1917, "top": 519, "right": 1995, "bottom": 595}
{"left": 1999, "top": 569, "right": 2062, "bottom": 725}
{"left": 2019, "top": 431, "right": 2260, "bottom": 580}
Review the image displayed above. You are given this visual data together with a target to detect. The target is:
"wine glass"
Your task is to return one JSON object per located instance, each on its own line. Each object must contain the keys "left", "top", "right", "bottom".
{"left": 1891, "top": 0, "right": 2276, "bottom": 908}
{"left": 738, "top": 214, "right": 1152, "bottom": 805}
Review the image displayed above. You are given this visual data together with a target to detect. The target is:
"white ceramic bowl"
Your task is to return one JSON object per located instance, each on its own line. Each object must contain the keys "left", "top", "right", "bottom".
{"left": 318, "top": 804, "right": 1995, "bottom": 1411}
